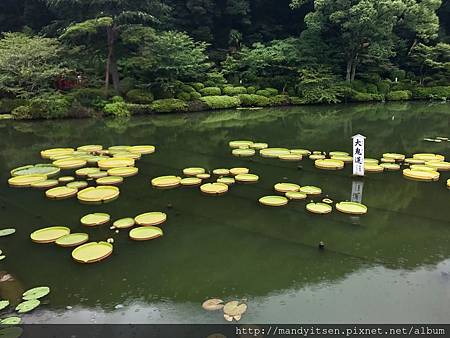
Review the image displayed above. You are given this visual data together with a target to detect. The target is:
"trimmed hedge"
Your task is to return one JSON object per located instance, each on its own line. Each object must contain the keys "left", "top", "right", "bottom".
{"left": 126, "top": 89, "right": 154, "bottom": 104}
{"left": 0, "top": 98, "right": 26, "bottom": 113}
{"left": 386, "top": 90, "right": 412, "bottom": 101}
{"left": 199, "top": 87, "right": 222, "bottom": 96}
{"left": 270, "top": 95, "right": 290, "bottom": 106}
{"left": 191, "top": 83, "right": 205, "bottom": 91}
{"left": 256, "top": 88, "right": 278, "bottom": 97}
{"left": 223, "top": 86, "right": 247, "bottom": 96}
{"left": 176, "top": 92, "right": 191, "bottom": 101}
{"left": 238, "top": 94, "right": 271, "bottom": 107}
{"left": 150, "top": 99, "right": 188, "bottom": 113}
{"left": 126, "top": 103, "right": 153, "bottom": 115}
{"left": 190, "top": 92, "right": 202, "bottom": 100}
{"left": 179, "top": 84, "right": 196, "bottom": 93}
{"left": 200, "top": 95, "right": 241, "bottom": 109}
{"left": 104, "top": 97, "right": 131, "bottom": 117}
{"left": 413, "top": 86, "right": 450, "bottom": 100}
{"left": 246, "top": 86, "right": 257, "bottom": 94}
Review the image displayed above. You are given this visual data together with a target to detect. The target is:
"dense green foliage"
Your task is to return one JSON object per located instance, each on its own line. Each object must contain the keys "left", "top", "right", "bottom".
{"left": 0, "top": 0, "right": 449, "bottom": 118}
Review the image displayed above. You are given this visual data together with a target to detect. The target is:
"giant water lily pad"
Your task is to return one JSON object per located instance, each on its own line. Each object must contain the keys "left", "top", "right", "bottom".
{"left": 306, "top": 202, "right": 332, "bottom": 214}
{"left": 229, "top": 140, "right": 253, "bottom": 148}
{"left": 15, "top": 299, "right": 40, "bottom": 313}
{"left": 96, "top": 176, "right": 123, "bottom": 186}
{"left": 425, "top": 161, "right": 450, "bottom": 171}
{"left": 128, "top": 145, "right": 156, "bottom": 155}
{"left": 410, "top": 165, "right": 437, "bottom": 172}
{"left": 274, "top": 183, "right": 300, "bottom": 193}
{"left": 331, "top": 155, "right": 353, "bottom": 163}
{"left": 251, "top": 143, "right": 268, "bottom": 150}
{"left": 66, "top": 181, "right": 88, "bottom": 190}
{"left": 98, "top": 158, "right": 135, "bottom": 169}
{"left": 113, "top": 218, "right": 135, "bottom": 229}
{"left": 75, "top": 167, "right": 101, "bottom": 177}
{"left": 0, "top": 301, "right": 9, "bottom": 311}
{"left": 200, "top": 183, "right": 228, "bottom": 195}
{"left": 22, "top": 286, "right": 50, "bottom": 300}
{"left": 299, "top": 186, "right": 322, "bottom": 195}
{"left": 30, "top": 226, "right": 70, "bottom": 243}
{"left": 55, "top": 233, "right": 89, "bottom": 247}
{"left": 58, "top": 176, "right": 75, "bottom": 183}
{"left": 229, "top": 168, "right": 249, "bottom": 176}
{"left": 403, "top": 169, "right": 440, "bottom": 182}
{"left": 380, "top": 163, "right": 400, "bottom": 171}
{"left": 108, "top": 145, "right": 131, "bottom": 152}
{"left": 213, "top": 168, "right": 230, "bottom": 176}
{"left": 217, "top": 177, "right": 235, "bottom": 185}
{"left": 45, "top": 186, "right": 78, "bottom": 199}
{"left": 290, "top": 149, "right": 311, "bottom": 156}
{"left": 183, "top": 167, "right": 206, "bottom": 176}
{"left": 259, "top": 195, "right": 288, "bottom": 207}
{"left": 413, "top": 153, "right": 445, "bottom": 162}
{"left": 151, "top": 175, "right": 181, "bottom": 188}
{"left": 0, "top": 229, "right": 16, "bottom": 237}
{"left": 309, "top": 154, "right": 326, "bottom": 160}
{"left": 279, "top": 154, "right": 302, "bottom": 161}
{"left": 107, "top": 167, "right": 138, "bottom": 177}
{"left": 285, "top": 191, "right": 307, "bottom": 200}
{"left": 30, "top": 179, "right": 59, "bottom": 189}
{"left": 196, "top": 173, "right": 211, "bottom": 180}
{"left": 405, "top": 158, "right": 425, "bottom": 164}
{"left": 0, "top": 317, "right": 21, "bottom": 325}
{"left": 53, "top": 158, "right": 87, "bottom": 170}
{"left": 135, "top": 212, "right": 167, "bottom": 226}
{"left": 88, "top": 171, "right": 108, "bottom": 179}
{"left": 129, "top": 226, "right": 163, "bottom": 241}
{"left": 10, "top": 164, "right": 60, "bottom": 177}
{"left": 77, "top": 186, "right": 119, "bottom": 203}
{"left": 202, "top": 299, "right": 224, "bottom": 311}
{"left": 260, "top": 148, "right": 290, "bottom": 158}
{"left": 364, "top": 164, "right": 384, "bottom": 173}
{"left": 232, "top": 148, "right": 255, "bottom": 157}
{"left": 81, "top": 213, "right": 110, "bottom": 226}
{"left": 72, "top": 242, "right": 113, "bottom": 264}
{"left": 336, "top": 202, "right": 368, "bottom": 215}
{"left": 180, "top": 177, "right": 202, "bottom": 186}
{"left": 41, "top": 148, "right": 74, "bottom": 159}
{"left": 329, "top": 151, "right": 349, "bottom": 157}
{"left": 8, "top": 174, "right": 47, "bottom": 187}
{"left": 77, "top": 145, "right": 103, "bottom": 152}
{"left": 383, "top": 153, "right": 405, "bottom": 161}
{"left": 112, "top": 152, "right": 141, "bottom": 160}
{"left": 235, "top": 174, "right": 259, "bottom": 183}
{"left": 315, "top": 159, "right": 345, "bottom": 170}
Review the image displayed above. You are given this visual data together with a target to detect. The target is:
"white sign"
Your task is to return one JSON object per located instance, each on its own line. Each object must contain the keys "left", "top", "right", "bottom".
{"left": 351, "top": 180, "right": 364, "bottom": 203}
{"left": 352, "top": 134, "right": 366, "bottom": 176}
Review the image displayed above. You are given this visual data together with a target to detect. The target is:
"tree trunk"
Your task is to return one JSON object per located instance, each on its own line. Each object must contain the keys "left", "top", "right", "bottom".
{"left": 105, "top": 25, "right": 120, "bottom": 94}
{"left": 351, "top": 55, "right": 358, "bottom": 82}
{"left": 346, "top": 59, "right": 353, "bottom": 82}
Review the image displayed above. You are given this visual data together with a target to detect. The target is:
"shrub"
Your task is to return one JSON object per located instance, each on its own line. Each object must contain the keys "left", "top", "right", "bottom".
{"left": 349, "top": 90, "right": 384, "bottom": 102}
{"left": 386, "top": 90, "right": 412, "bottom": 101}
{"left": 256, "top": 90, "right": 272, "bottom": 97}
{"left": 246, "top": 86, "right": 257, "bottom": 94}
{"left": 351, "top": 80, "right": 367, "bottom": 93}
{"left": 191, "top": 83, "right": 205, "bottom": 91}
{"left": 199, "top": 87, "right": 222, "bottom": 96}
{"left": 69, "top": 88, "right": 112, "bottom": 107}
{"left": 151, "top": 99, "right": 188, "bottom": 113}
{"left": 413, "top": 86, "right": 450, "bottom": 100}
{"left": 290, "top": 97, "right": 304, "bottom": 105}
{"left": 366, "top": 84, "right": 378, "bottom": 94}
{"left": 12, "top": 105, "right": 32, "bottom": 119}
{"left": 126, "top": 103, "right": 153, "bottom": 115}
{"left": 269, "top": 95, "right": 290, "bottom": 106}
{"left": 377, "top": 80, "right": 391, "bottom": 95}
{"left": 28, "top": 93, "right": 74, "bottom": 119}
{"left": 200, "top": 95, "right": 241, "bottom": 109}
{"left": 190, "top": 92, "right": 202, "bottom": 100}
{"left": 223, "top": 86, "right": 247, "bottom": 96}
{"left": 126, "top": 89, "right": 154, "bottom": 104}
{"left": 103, "top": 97, "right": 131, "bottom": 117}
{"left": 0, "top": 98, "right": 26, "bottom": 113}
{"left": 238, "top": 94, "right": 271, "bottom": 107}
{"left": 179, "top": 84, "right": 196, "bottom": 93}
{"left": 176, "top": 92, "right": 192, "bottom": 101}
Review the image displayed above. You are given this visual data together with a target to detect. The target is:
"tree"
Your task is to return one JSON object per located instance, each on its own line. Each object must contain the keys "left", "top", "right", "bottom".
{"left": 0, "top": 33, "right": 68, "bottom": 98}
{"left": 45, "top": 0, "right": 168, "bottom": 92}
{"left": 410, "top": 42, "right": 450, "bottom": 84}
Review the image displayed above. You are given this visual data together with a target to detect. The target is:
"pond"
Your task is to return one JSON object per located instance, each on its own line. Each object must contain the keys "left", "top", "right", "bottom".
{"left": 0, "top": 101, "right": 449, "bottom": 324}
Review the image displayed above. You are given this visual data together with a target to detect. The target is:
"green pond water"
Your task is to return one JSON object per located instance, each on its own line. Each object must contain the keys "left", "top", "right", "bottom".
{"left": 0, "top": 102, "right": 449, "bottom": 324}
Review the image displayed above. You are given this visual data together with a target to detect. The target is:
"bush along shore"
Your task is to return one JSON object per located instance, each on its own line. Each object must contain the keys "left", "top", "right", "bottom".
{"left": 1, "top": 83, "right": 450, "bottom": 120}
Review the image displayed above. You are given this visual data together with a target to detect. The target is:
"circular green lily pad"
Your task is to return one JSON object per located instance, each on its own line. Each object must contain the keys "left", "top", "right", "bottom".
{"left": 213, "top": 168, "right": 230, "bottom": 176}
{"left": 251, "top": 143, "right": 268, "bottom": 150}
{"left": 299, "top": 186, "right": 322, "bottom": 195}
{"left": 336, "top": 202, "right": 368, "bottom": 215}
{"left": 259, "top": 195, "right": 288, "bottom": 207}
{"left": 229, "top": 168, "right": 249, "bottom": 176}
{"left": 235, "top": 174, "right": 259, "bottom": 183}
{"left": 113, "top": 218, "right": 135, "bottom": 229}
{"left": 77, "top": 186, "right": 120, "bottom": 203}
{"left": 53, "top": 158, "right": 87, "bottom": 170}
{"left": 15, "top": 299, "right": 40, "bottom": 313}
{"left": 382, "top": 153, "right": 405, "bottom": 161}
{"left": 96, "top": 176, "right": 124, "bottom": 186}
{"left": 331, "top": 155, "right": 353, "bottom": 163}
{"left": 135, "top": 212, "right": 167, "bottom": 226}
{"left": 41, "top": 148, "right": 74, "bottom": 159}
{"left": 200, "top": 183, "right": 229, "bottom": 195}
{"left": 72, "top": 242, "right": 113, "bottom": 264}
{"left": 151, "top": 175, "right": 181, "bottom": 188}
{"left": 404, "top": 158, "right": 425, "bottom": 164}
{"left": 45, "top": 186, "right": 78, "bottom": 199}
{"left": 380, "top": 157, "right": 395, "bottom": 163}
{"left": 98, "top": 157, "right": 135, "bottom": 169}
{"left": 380, "top": 163, "right": 400, "bottom": 171}
{"left": 364, "top": 164, "right": 384, "bottom": 173}
{"left": 30, "top": 226, "right": 70, "bottom": 243}
{"left": 129, "top": 226, "right": 163, "bottom": 241}
{"left": 285, "top": 191, "right": 307, "bottom": 200}
{"left": 128, "top": 145, "right": 156, "bottom": 155}
{"left": 306, "top": 202, "right": 332, "bottom": 214}
{"left": 77, "top": 144, "right": 103, "bottom": 152}
{"left": 217, "top": 177, "right": 235, "bottom": 185}
{"left": 30, "top": 179, "right": 59, "bottom": 189}
{"left": 180, "top": 177, "right": 202, "bottom": 186}
{"left": 112, "top": 152, "right": 141, "bottom": 160}
{"left": 290, "top": 149, "right": 311, "bottom": 156}
{"left": 410, "top": 165, "right": 437, "bottom": 172}
{"left": 183, "top": 167, "right": 206, "bottom": 176}
{"left": 425, "top": 161, "right": 450, "bottom": 171}
{"left": 10, "top": 164, "right": 60, "bottom": 177}
{"left": 315, "top": 159, "right": 345, "bottom": 170}
{"left": 55, "top": 233, "right": 89, "bottom": 247}
{"left": 196, "top": 173, "right": 211, "bottom": 179}
{"left": 229, "top": 140, "right": 253, "bottom": 148}
{"left": 413, "top": 153, "right": 445, "bottom": 161}
{"left": 8, "top": 174, "right": 47, "bottom": 188}
{"left": 279, "top": 154, "right": 302, "bottom": 161}
{"left": 88, "top": 171, "right": 109, "bottom": 179}
{"left": 309, "top": 154, "right": 326, "bottom": 160}
{"left": 22, "top": 286, "right": 50, "bottom": 300}
{"left": 0, "top": 317, "right": 21, "bottom": 325}
{"left": 0, "top": 228, "right": 16, "bottom": 237}
{"left": 58, "top": 176, "right": 75, "bottom": 183}
{"left": 0, "top": 301, "right": 9, "bottom": 311}
{"left": 260, "top": 148, "right": 290, "bottom": 158}
{"left": 107, "top": 167, "right": 138, "bottom": 177}
{"left": 403, "top": 169, "right": 440, "bottom": 181}
{"left": 81, "top": 213, "right": 110, "bottom": 226}
{"left": 274, "top": 183, "right": 300, "bottom": 193}
{"left": 232, "top": 148, "right": 255, "bottom": 157}
{"left": 66, "top": 181, "right": 89, "bottom": 190}
{"left": 108, "top": 145, "right": 131, "bottom": 152}
{"left": 75, "top": 167, "right": 101, "bottom": 177}
{"left": 329, "top": 151, "right": 349, "bottom": 157}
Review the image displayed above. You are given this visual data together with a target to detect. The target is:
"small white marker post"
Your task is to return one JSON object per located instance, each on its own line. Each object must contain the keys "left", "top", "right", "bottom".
{"left": 352, "top": 134, "right": 366, "bottom": 177}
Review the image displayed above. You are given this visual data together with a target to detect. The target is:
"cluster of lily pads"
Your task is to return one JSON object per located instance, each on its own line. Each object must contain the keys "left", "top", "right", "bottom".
{"left": 151, "top": 166, "right": 260, "bottom": 195}
{"left": 228, "top": 140, "right": 450, "bottom": 186}
{"left": 202, "top": 298, "right": 248, "bottom": 322}
{"left": 423, "top": 136, "right": 449, "bottom": 143}
{"left": 29, "top": 211, "right": 166, "bottom": 264}
{"left": 0, "top": 286, "right": 50, "bottom": 325}
{"left": 8, "top": 144, "right": 156, "bottom": 203}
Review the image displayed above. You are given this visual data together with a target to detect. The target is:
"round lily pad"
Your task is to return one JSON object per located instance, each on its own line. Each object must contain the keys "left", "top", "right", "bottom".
{"left": 96, "top": 176, "right": 123, "bottom": 186}
{"left": 202, "top": 299, "right": 224, "bottom": 311}
{"left": 413, "top": 153, "right": 445, "bottom": 162}
{"left": 98, "top": 157, "right": 135, "bottom": 169}
{"left": 75, "top": 167, "right": 101, "bottom": 177}
{"left": 380, "top": 157, "right": 395, "bottom": 163}
{"left": 129, "top": 226, "right": 163, "bottom": 241}
{"left": 259, "top": 195, "right": 288, "bottom": 207}
{"left": 200, "top": 183, "right": 228, "bottom": 195}
{"left": 72, "top": 242, "right": 113, "bottom": 264}
{"left": 53, "top": 158, "right": 87, "bottom": 170}
{"left": 213, "top": 168, "right": 230, "bottom": 176}
{"left": 180, "top": 177, "right": 202, "bottom": 186}
{"left": 217, "top": 177, "right": 235, "bottom": 185}
{"left": 81, "top": 213, "right": 110, "bottom": 226}
{"left": 88, "top": 171, "right": 109, "bottom": 179}
{"left": 315, "top": 159, "right": 345, "bottom": 170}
{"left": 128, "top": 145, "right": 156, "bottom": 155}
{"left": 113, "top": 218, "right": 135, "bottom": 229}
{"left": 235, "top": 174, "right": 259, "bottom": 183}
{"left": 336, "top": 202, "right": 368, "bottom": 215}
{"left": 22, "top": 286, "right": 50, "bottom": 300}
{"left": 0, "top": 229, "right": 15, "bottom": 237}
{"left": 66, "top": 181, "right": 89, "bottom": 190}
{"left": 382, "top": 153, "right": 405, "bottom": 161}
{"left": 290, "top": 149, "right": 311, "bottom": 156}
{"left": 8, "top": 174, "right": 47, "bottom": 188}
{"left": 229, "top": 168, "right": 249, "bottom": 176}
{"left": 260, "top": 148, "right": 290, "bottom": 158}
{"left": 403, "top": 169, "right": 440, "bottom": 182}
{"left": 112, "top": 152, "right": 141, "bottom": 160}
{"left": 223, "top": 301, "right": 247, "bottom": 316}
{"left": 329, "top": 151, "right": 349, "bottom": 157}
{"left": 77, "top": 186, "right": 120, "bottom": 203}
{"left": 299, "top": 186, "right": 322, "bottom": 195}
{"left": 0, "top": 301, "right": 9, "bottom": 311}
{"left": 196, "top": 173, "right": 211, "bottom": 179}
{"left": 410, "top": 164, "right": 437, "bottom": 172}
{"left": 10, "top": 164, "right": 60, "bottom": 177}
{"left": 285, "top": 191, "right": 307, "bottom": 200}
{"left": 77, "top": 145, "right": 103, "bottom": 152}
{"left": 309, "top": 154, "right": 326, "bottom": 160}
{"left": 330, "top": 155, "right": 353, "bottom": 163}
{"left": 30, "top": 226, "right": 70, "bottom": 243}
{"left": 0, "top": 317, "right": 21, "bottom": 325}
{"left": 183, "top": 167, "right": 206, "bottom": 176}
{"left": 45, "top": 186, "right": 78, "bottom": 199}
{"left": 15, "top": 299, "right": 40, "bottom": 313}
{"left": 30, "top": 179, "right": 59, "bottom": 189}
{"left": 404, "top": 158, "right": 425, "bottom": 164}
{"left": 306, "top": 202, "right": 332, "bottom": 214}
{"left": 274, "top": 183, "right": 300, "bottom": 193}
{"left": 229, "top": 140, "right": 253, "bottom": 148}
{"left": 151, "top": 175, "right": 181, "bottom": 188}
{"left": 364, "top": 164, "right": 384, "bottom": 173}
{"left": 380, "top": 163, "right": 400, "bottom": 171}
{"left": 107, "top": 167, "right": 138, "bottom": 177}
{"left": 108, "top": 145, "right": 131, "bottom": 152}
{"left": 58, "top": 176, "right": 75, "bottom": 183}
{"left": 251, "top": 143, "right": 268, "bottom": 150}
{"left": 232, "top": 148, "right": 255, "bottom": 157}
{"left": 135, "top": 212, "right": 167, "bottom": 226}
{"left": 425, "top": 161, "right": 450, "bottom": 171}
{"left": 55, "top": 233, "right": 89, "bottom": 247}
{"left": 279, "top": 154, "right": 302, "bottom": 161}
{"left": 41, "top": 148, "right": 74, "bottom": 159}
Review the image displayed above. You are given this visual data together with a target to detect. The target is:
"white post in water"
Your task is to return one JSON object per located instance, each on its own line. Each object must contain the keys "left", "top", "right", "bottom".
{"left": 352, "top": 134, "right": 366, "bottom": 176}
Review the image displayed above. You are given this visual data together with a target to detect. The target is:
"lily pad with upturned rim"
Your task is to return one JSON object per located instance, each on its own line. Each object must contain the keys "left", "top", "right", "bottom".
{"left": 329, "top": 151, "right": 349, "bottom": 157}
{"left": 364, "top": 164, "right": 384, "bottom": 173}
{"left": 41, "top": 148, "right": 74, "bottom": 159}
{"left": 0, "top": 301, "right": 9, "bottom": 311}
{"left": 229, "top": 140, "right": 253, "bottom": 148}
{"left": 87, "top": 171, "right": 108, "bottom": 179}
{"left": 134, "top": 212, "right": 167, "bottom": 226}
{"left": 96, "top": 176, "right": 124, "bottom": 186}
{"left": 274, "top": 183, "right": 300, "bottom": 193}
{"left": 107, "top": 167, "right": 138, "bottom": 177}
{"left": 10, "top": 164, "right": 60, "bottom": 177}
{"left": 151, "top": 175, "right": 181, "bottom": 188}
{"left": 330, "top": 155, "right": 353, "bottom": 163}
{"left": 58, "top": 176, "right": 75, "bottom": 183}
{"left": 15, "top": 299, "right": 40, "bottom": 313}
{"left": 306, "top": 202, "right": 332, "bottom": 214}
{"left": 30, "top": 226, "right": 70, "bottom": 243}
{"left": 113, "top": 218, "right": 135, "bottom": 229}
{"left": 425, "top": 161, "right": 450, "bottom": 171}
{"left": 229, "top": 168, "right": 249, "bottom": 176}
{"left": 409, "top": 165, "right": 437, "bottom": 172}
{"left": 30, "top": 180, "right": 59, "bottom": 189}
{"left": 196, "top": 173, "right": 211, "bottom": 180}
{"left": 98, "top": 158, "right": 135, "bottom": 169}
{"left": 77, "top": 186, "right": 120, "bottom": 203}
{"left": 299, "top": 186, "right": 322, "bottom": 195}
{"left": 285, "top": 191, "right": 307, "bottom": 200}
{"left": 72, "top": 242, "right": 113, "bottom": 264}
{"left": 251, "top": 143, "right": 268, "bottom": 150}
{"left": 75, "top": 167, "right": 101, "bottom": 177}
{"left": 413, "top": 153, "right": 445, "bottom": 162}
{"left": 259, "top": 195, "right": 288, "bottom": 207}
{"left": 46, "top": 186, "right": 78, "bottom": 200}
{"left": 259, "top": 148, "right": 290, "bottom": 158}
{"left": 278, "top": 154, "right": 302, "bottom": 161}
{"left": 232, "top": 148, "right": 255, "bottom": 157}
{"left": 309, "top": 154, "right": 326, "bottom": 160}
{"left": 200, "top": 183, "right": 228, "bottom": 195}
{"left": 380, "top": 163, "right": 400, "bottom": 171}
{"left": 81, "top": 213, "right": 110, "bottom": 226}
{"left": 77, "top": 145, "right": 103, "bottom": 152}
{"left": 315, "top": 159, "right": 344, "bottom": 170}
{"left": 212, "top": 169, "right": 230, "bottom": 176}
{"left": 66, "top": 181, "right": 89, "bottom": 190}
{"left": 55, "top": 233, "right": 89, "bottom": 247}
{"left": 128, "top": 145, "right": 156, "bottom": 155}
{"left": 0, "top": 317, "right": 21, "bottom": 325}
{"left": 403, "top": 169, "right": 440, "bottom": 182}
{"left": 382, "top": 153, "right": 405, "bottom": 161}
{"left": 53, "top": 158, "right": 87, "bottom": 170}
{"left": 183, "top": 168, "right": 206, "bottom": 176}
{"left": 112, "top": 152, "right": 141, "bottom": 160}
{"left": 235, "top": 174, "right": 259, "bottom": 183}
{"left": 290, "top": 149, "right": 311, "bottom": 156}
{"left": 129, "top": 226, "right": 163, "bottom": 241}
{"left": 217, "top": 177, "right": 235, "bottom": 185}
{"left": 0, "top": 229, "right": 16, "bottom": 237}
{"left": 22, "top": 286, "right": 50, "bottom": 300}
{"left": 8, "top": 175, "right": 47, "bottom": 188}
{"left": 180, "top": 177, "right": 202, "bottom": 186}
{"left": 336, "top": 201, "right": 368, "bottom": 215}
